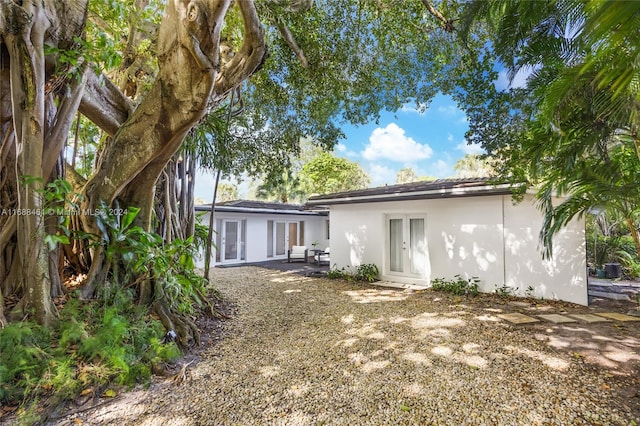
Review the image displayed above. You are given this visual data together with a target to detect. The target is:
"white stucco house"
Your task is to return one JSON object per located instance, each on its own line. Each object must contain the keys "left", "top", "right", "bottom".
{"left": 306, "top": 178, "right": 588, "bottom": 306}
{"left": 195, "top": 200, "right": 329, "bottom": 266}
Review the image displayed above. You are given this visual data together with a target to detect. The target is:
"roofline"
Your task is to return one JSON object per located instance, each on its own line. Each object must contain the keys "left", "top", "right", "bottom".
{"left": 305, "top": 183, "right": 516, "bottom": 206}
{"left": 194, "top": 205, "right": 328, "bottom": 216}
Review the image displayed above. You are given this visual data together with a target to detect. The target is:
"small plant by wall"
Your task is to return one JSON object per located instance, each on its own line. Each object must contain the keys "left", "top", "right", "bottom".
{"left": 327, "top": 263, "right": 379, "bottom": 283}
{"left": 494, "top": 284, "right": 516, "bottom": 298}
{"left": 430, "top": 275, "right": 480, "bottom": 296}
{"left": 355, "top": 264, "right": 379, "bottom": 283}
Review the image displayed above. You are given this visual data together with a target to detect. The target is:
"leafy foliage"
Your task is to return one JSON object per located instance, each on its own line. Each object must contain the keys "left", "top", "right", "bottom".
{"left": 354, "top": 264, "right": 379, "bottom": 283}
{"left": 300, "top": 152, "right": 371, "bottom": 196}
{"left": 327, "top": 263, "right": 379, "bottom": 283}
{"left": 94, "top": 205, "right": 210, "bottom": 317}
{"left": 430, "top": 275, "right": 480, "bottom": 296}
{"left": 256, "top": 168, "right": 306, "bottom": 204}
{"left": 0, "top": 292, "right": 179, "bottom": 412}
{"left": 460, "top": 0, "right": 640, "bottom": 256}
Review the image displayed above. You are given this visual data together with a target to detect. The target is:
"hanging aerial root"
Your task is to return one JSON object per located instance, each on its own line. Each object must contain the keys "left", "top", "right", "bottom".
{"left": 152, "top": 294, "right": 200, "bottom": 349}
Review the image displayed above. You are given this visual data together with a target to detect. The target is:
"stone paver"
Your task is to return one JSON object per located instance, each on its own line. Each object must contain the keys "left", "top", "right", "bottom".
{"left": 497, "top": 313, "right": 539, "bottom": 324}
{"left": 537, "top": 314, "right": 577, "bottom": 324}
{"left": 568, "top": 313, "right": 611, "bottom": 323}
{"left": 595, "top": 312, "right": 640, "bottom": 322}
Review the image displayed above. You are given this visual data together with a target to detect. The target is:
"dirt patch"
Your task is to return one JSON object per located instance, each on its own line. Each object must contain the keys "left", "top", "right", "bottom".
{"left": 6, "top": 271, "right": 640, "bottom": 425}
{"left": 481, "top": 294, "right": 640, "bottom": 420}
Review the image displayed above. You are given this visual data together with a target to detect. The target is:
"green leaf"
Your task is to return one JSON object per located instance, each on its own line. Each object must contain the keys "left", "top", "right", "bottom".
{"left": 121, "top": 207, "right": 140, "bottom": 230}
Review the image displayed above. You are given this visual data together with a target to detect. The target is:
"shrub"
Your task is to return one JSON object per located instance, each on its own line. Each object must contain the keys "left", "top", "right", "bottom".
{"left": 430, "top": 275, "right": 480, "bottom": 296}
{"left": 0, "top": 287, "right": 182, "bottom": 417}
{"left": 355, "top": 264, "right": 379, "bottom": 282}
{"left": 327, "top": 263, "right": 379, "bottom": 283}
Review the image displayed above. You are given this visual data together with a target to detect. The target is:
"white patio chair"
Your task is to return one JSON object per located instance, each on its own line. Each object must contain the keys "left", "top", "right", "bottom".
{"left": 315, "top": 247, "right": 330, "bottom": 265}
{"left": 287, "top": 245, "right": 308, "bottom": 263}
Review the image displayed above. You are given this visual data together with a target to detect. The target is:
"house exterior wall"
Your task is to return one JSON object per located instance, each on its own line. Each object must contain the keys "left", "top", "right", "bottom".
{"left": 328, "top": 194, "right": 587, "bottom": 305}
{"left": 503, "top": 197, "right": 587, "bottom": 305}
{"left": 195, "top": 210, "right": 328, "bottom": 267}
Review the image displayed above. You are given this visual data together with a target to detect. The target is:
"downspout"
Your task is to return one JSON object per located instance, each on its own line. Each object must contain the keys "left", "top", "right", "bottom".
{"left": 502, "top": 195, "right": 507, "bottom": 287}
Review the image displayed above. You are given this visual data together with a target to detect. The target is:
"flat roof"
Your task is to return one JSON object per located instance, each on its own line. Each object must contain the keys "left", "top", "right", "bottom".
{"left": 306, "top": 178, "right": 515, "bottom": 206}
{"left": 195, "top": 200, "right": 328, "bottom": 216}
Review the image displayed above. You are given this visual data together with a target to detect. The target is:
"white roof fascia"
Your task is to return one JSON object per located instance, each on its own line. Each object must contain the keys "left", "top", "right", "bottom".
{"left": 196, "top": 206, "right": 323, "bottom": 216}
{"left": 306, "top": 183, "right": 514, "bottom": 205}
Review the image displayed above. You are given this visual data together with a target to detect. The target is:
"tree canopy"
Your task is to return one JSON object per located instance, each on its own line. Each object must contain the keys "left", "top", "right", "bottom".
{"left": 459, "top": 0, "right": 640, "bottom": 255}
{"left": 300, "top": 151, "right": 371, "bottom": 196}
{"left": 4, "top": 0, "right": 640, "bottom": 417}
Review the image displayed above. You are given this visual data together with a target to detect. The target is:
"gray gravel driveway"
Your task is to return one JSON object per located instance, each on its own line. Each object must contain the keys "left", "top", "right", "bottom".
{"left": 50, "top": 266, "right": 640, "bottom": 425}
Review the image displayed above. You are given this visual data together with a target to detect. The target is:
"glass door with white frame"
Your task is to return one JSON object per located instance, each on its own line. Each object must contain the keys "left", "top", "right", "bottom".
{"left": 387, "top": 215, "right": 429, "bottom": 279}
{"left": 221, "top": 220, "right": 241, "bottom": 263}
{"left": 271, "top": 221, "right": 301, "bottom": 258}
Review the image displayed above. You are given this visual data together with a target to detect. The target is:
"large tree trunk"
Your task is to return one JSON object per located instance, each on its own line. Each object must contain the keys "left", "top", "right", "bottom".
{"left": 4, "top": 2, "right": 55, "bottom": 325}
{"left": 0, "top": 0, "right": 89, "bottom": 326}
{"left": 81, "top": 0, "right": 266, "bottom": 300}
{"left": 0, "top": 0, "right": 266, "bottom": 337}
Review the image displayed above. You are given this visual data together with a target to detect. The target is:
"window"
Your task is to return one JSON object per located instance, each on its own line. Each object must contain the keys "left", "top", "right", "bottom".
{"left": 215, "top": 219, "right": 222, "bottom": 262}
{"left": 326, "top": 219, "right": 330, "bottom": 240}
{"left": 267, "top": 220, "right": 273, "bottom": 258}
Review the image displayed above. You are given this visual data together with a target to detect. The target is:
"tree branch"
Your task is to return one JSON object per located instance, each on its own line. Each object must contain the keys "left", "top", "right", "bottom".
{"left": 43, "top": 68, "right": 88, "bottom": 178}
{"left": 79, "top": 71, "right": 134, "bottom": 136}
{"left": 277, "top": 22, "right": 308, "bottom": 67}
{"left": 420, "top": 0, "right": 455, "bottom": 32}
{"left": 214, "top": 0, "right": 267, "bottom": 96}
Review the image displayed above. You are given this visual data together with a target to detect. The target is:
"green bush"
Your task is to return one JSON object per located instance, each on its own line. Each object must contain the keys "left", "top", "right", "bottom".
{"left": 617, "top": 250, "right": 640, "bottom": 279}
{"left": 327, "top": 263, "right": 379, "bottom": 283}
{"left": 355, "top": 264, "right": 379, "bottom": 282}
{"left": 0, "top": 322, "right": 52, "bottom": 403}
{"left": 430, "top": 275, "right": 480, "bottom": 296}
{"left": 0, "top": 289, "right": 181, "bottom": 414}
{"left": 327, "top": 266, "right": 348, "bottom": 280}
{"left": 0, "top": 196, "right": 208, "bottom": 423}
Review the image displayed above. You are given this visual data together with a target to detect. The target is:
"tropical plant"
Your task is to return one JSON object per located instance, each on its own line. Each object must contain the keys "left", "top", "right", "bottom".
{"left": 430, "top": 275, "right": 480, "bottom": 296}
{"left": 256, "top": 168, "right": 306, "bottom": 204}
{"left": 459, "top": 0, "right": 640, "bottom": 257}
{"left": 299, "top": 152, "right": 371, "bottom": 196}
{"left": 355, "top": 264, "right": 379, "bottom": 283}
{"left": 326, "top": 264, "right": 379, "bottom": 283}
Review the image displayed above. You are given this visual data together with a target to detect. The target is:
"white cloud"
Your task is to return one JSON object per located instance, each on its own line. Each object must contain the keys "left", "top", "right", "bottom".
{"left": 495, "top": 67, "right": 534, "bottom": 91}
{"left": 437, "top": 105, "right": 459, "bottom": 115}
{"left": 400, "top": 102, "right": 427, "bottom": 114}
{"left": 335, "top": 142, "right": 357, "bottom": 158}
{"left": 456, "top": 140, "right": 485, "bottom": 156}
{"left": 367, "top": 163, "right": 396, "bottom": 186}
{"left": 362, "top": 123, "right": 433, "bottom": 162}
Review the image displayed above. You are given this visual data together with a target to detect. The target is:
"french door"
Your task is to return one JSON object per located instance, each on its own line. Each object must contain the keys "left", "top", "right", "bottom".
{"left": 216, "top": 219, "right": 245, "bottom": 263}
{"left": 387, "top": 215, "right": 428, "bottom": 279}
{"left": 269, "top": 221, "right": 302, "bottom": 258}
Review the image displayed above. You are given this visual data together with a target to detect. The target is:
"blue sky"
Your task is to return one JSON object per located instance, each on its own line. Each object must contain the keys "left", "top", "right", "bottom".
{"left": 194, "top": 69, "right": 526, "bottom": 202}
{"left": 335, "top": 93, "right": 482, "bottom": 187}
{"left": 194, "top": 94, "right": 480, "bottom": 202}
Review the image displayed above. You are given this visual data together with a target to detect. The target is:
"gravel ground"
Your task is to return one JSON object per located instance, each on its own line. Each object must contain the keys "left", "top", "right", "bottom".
{"left": 47, "top": 266, "right": 640, "bottom": 425}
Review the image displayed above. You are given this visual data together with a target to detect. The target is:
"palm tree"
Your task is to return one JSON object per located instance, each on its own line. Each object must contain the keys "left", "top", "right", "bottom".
{"left": 461, "top": 0, "right": 640, "bottom": 256}
{"left": 256, "top": 168, "right": 306, "bottom": 204}
{"left": 453, "top": 154, "right": 493, "bottom": 178}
